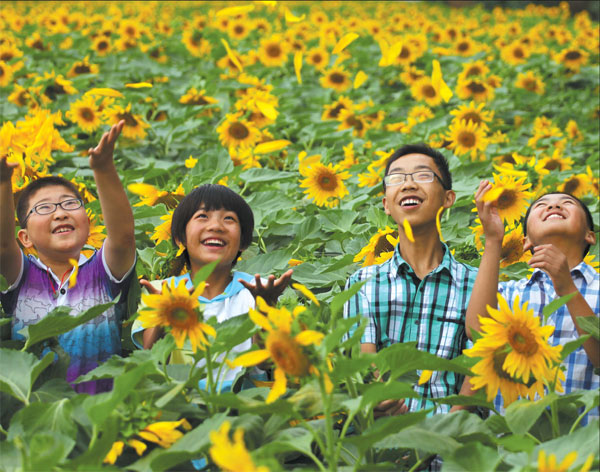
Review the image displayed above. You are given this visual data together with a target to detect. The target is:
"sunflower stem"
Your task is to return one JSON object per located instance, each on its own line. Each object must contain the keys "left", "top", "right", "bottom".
{"left": 319, "top": 374, "right": 337, "bottom": 471}
{"left": 550, "top": 398, "right": 560, "bottom": 438}
{"left": 569, "top": 405, "right": 595, "bottom": 434}
{"left": 291, "top": 408, "right": 327, "bottom": 462}
{"left": 204, "top": 345, "right": 215, "bottom": 414}
{"left": 526, "top": 432, "right": 542, "bottom": 445}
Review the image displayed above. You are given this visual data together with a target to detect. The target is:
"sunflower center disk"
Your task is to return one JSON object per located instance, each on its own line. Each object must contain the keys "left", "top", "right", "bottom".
{"left": 458, "top": 131, "right": 476, "bottom": 147}
{"left": 229, "top": 122, "right": 249, "bottom": 139}
{"left": 267, "top": 331, "right": 310, "bottom": 377}
{"left": 496, "top": 190, "right": 516, "bottom": 210}
{"left": 508, "top": 326, "right": 539, "bottom": 356}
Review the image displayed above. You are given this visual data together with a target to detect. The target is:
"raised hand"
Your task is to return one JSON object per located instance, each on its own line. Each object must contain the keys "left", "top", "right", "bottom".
{"left": 528, "top": 244, "right": 575, "bottom": 295}
{"left": 475, "top": 180, "right": 504, "bottom": 244}
{"left": 88, "top": 120, "right": 124, "bottom": 170}
{"left": 239, "top": 269, "right": 294, "bottom": 306}
{"left": 0, "top": 156, "right": 20, "bottom": 183}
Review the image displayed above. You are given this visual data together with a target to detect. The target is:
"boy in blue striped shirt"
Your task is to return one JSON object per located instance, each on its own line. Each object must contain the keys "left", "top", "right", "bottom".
{"left": 467, "top": 184, "right": 599, "bottom": 421}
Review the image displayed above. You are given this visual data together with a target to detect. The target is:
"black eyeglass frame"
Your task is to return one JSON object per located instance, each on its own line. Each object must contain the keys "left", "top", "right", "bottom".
{"left": 383, "top": 170, "right": 449, "bottom": 190}
{"left": 22, "top": 198, "right": 84, "bottom": 226}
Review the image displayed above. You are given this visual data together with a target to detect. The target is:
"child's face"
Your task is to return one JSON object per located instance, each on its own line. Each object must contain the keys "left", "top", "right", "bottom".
{"left": 182, "top": 206, "right": 243, "bottom": 272}
{"left": 525, "top": 193, "right": 595, "bottom": 250}
{"left": 382, "top": 153, "right": 455, "bottom": 231}
{"left": 17, "top": 185, "right": 89, "bottom": 260}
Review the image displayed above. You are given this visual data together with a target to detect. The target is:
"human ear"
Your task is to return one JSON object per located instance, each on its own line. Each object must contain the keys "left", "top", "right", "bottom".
{"left": 523, "top": 236, "right": 534, "bottom": 253}
{"left": 382, "top": 196, "right": 391, "bottom": 215}
{"left": 584, "top": 230, "right": 596, "bottom": 247}
{"left": 17, "top": 229, "right": 34, "bottom": 249}
{"left": 443, "top": 189, "right": 456, "bottom": 209}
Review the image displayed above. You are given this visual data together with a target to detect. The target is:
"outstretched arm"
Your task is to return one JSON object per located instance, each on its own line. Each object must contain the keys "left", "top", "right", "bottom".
{"left": 465, "top": 180, "right": 505, "bottom": 339}
{"left": 0, "top": 158, "right": 22, "bottom": 286}
{"left": 528, "top": 244, "right": 600, "bottom": 368}
{"left": 89, "top": 121, "right": 136, "bottom": 280}
{"left": 238, "top": 269, "right": 293, "bottom": 306}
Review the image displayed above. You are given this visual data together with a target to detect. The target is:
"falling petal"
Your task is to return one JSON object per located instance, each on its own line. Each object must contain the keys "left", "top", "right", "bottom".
{"left": 68, "top": 258, "right": 79, "bottom": 288}
{"left": 254, "top": 139, "right": 291, "bottom": 155}
{"left": 431, "top": 60, "right": 453, "bottom": 102}
{"left": 333, "top": 33, "right": 359, "bottom": 55}
{"left": 220, "top": 38, "right": 243, "bottom": 72}
{"left": 294, "top": 51, "right": 302, "bottom": 84}
{"left": 125, "top": 82, "right": 153, "bottom": 88}
{"left": 418, "top": 370, "right": 433, "bottom": 385}
{"left": 403, "top": 219, "right": 415, "bottom": 242}
{"left": 386, "top": 40, "right": 404, "bottom": 65}
{"left": 285, "top": 8, "right": 305, "bottom": 23}
{"left": 436, "top": 207, "right": 445, "bottom": 242}
{"left": 256, "top": 100, "right": 278, "bottom": 120}
{"left": 378, "top": 38, "right": 390, "bottom": 66}
{"left": 216, "top": 5, "right": 255, "bottom": 17}
{"left": 85, "top": 87, "right": 124, "bottom": 98}
{"left": 353, "top": 70, "right": 368, "bottom": 89}
{"left": 292, "top": 282, "right": 320, "bottom": 306}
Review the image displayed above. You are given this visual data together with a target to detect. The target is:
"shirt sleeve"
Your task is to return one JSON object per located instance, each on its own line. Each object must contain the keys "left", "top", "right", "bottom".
{"left": 343, "top": 269, "right": 378, "bottom": 345}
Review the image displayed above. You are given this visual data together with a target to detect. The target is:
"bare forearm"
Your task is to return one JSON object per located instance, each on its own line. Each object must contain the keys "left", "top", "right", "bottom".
{"left": 0, "top": 179, "right": 22, "bottom": 284}
{"left": 466, "top": 241, "right": 502, "bottom": 339}
{"left": 450, "top": 376, "right": 476, "bottom": 412}
{"left": 143, "top": 326, "right": 163, "bottom": 349}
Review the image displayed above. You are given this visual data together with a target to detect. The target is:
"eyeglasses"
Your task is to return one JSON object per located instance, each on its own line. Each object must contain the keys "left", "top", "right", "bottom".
{"left": 384, "top": 170, "right": 448, "bottom": 189}
{"left": 22, "top": 198, "right": 84, "bottom": 225}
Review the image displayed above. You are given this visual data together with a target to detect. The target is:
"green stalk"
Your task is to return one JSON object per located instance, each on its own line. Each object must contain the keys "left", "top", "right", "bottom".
{"left": 319, "top": 375, "right": 337, "bottom": 471}
{"left": 204, "top": 345, "right": 215, "bottom": 414}
{"left": 569, "top": 405, "right": 596, "bottom": 434}
{"left": 550, "top": 399, "right": 560, "bottom": 438}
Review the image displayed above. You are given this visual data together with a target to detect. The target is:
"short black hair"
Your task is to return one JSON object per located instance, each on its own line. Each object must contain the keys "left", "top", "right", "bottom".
{"left": 523, "top": 192, "right": 595, "bottom": 256}
{"left": 383, "top": 143, "right": 452, "bottom": 191}
{"left": 16, "top": 176, "right": 83, "bottom": 228}
{"left": 171, "top": 184, "right": 254, "bottom": 268}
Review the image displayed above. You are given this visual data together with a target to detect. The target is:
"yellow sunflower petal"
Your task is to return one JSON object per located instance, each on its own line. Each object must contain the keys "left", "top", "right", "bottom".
{"left": 481, "top": 186, "right": 504, "bottom": 202}
{"left": 127, "top": 439, "right": 147, "bottom": 456}
{"left": 103, "top": 441, "right": 124, "bottom": 464}
{"left": 353, "top": 70, "right": 368, "bottom": 89}
{"left": 254, "top": 139, "right": 291, "bottom": 155}
{"left": 403, "top": 218, "right": 415, "bottom": 242}
{"left": 333, "top": 33, "right": 359, "bottom": 55}
{"left": 199, "top": 322, "right": 216, "bottom": 339}
{"left": 234, "top": 349, "right": 271, "bottom": 367}
{"left": 85, "top": 87, "right": 124, "bottom": 98}
{"left": 68, "top": 258, "right": 79, "bottom": 288}
{"left": 125, "top": 82, "right": 153, "bottom": 88}
{"left": 436, "top": 207, "right": 445, "bottom": 242}
{"left": 266, "top": 367, "right": 287, "bottom": 403}
{"left": 431, "top": 60, "right": 453, "bottom": 102}
{"left": 256, "top": 100, "right": 278, "bottom": 120}
{"left": 220, "top": 38, "right": 243, "bottom": 72}
{"left": 295, "top": 330, "right": 324, "bottom": 346}
{"left": 294, "top": 51, "right": 302, "bottom": 85}
{"left": 216, "top": 5, "right": 255, "bottom": 16}
{"left": 386, "top": 40, "right": 404, "bottom": 65}
{"left": 249, "top": 307, "right": 273, "bottom": 331}
{"left": 292, "top": 282, "right": 320, "bottom": 306}
{"left": 285, "top": 8, "right": 305, "bottom": 23}
{"left": 418, "top": 369, "right": 433, "bottom": 385}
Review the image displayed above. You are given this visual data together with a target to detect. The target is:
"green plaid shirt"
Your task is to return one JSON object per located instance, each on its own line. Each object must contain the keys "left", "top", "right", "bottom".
{"left": 344, "top": 243, "right": 477, "bottom": 414}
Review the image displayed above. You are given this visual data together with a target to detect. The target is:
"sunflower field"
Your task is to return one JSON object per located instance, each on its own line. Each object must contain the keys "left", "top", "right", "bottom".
{"left": 1, "top": 1, "right": 599, "bottom": 471}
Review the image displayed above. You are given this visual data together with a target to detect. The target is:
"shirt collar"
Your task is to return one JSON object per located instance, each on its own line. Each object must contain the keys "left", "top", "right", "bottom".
{"left": 390, "top": 242, "right": 454, "bottom": 279}
{"left": 176, "top": 271, "right": 254, "bottom": 303}
{"left": 527, "top": 260, "right": 597, "bottom": 286}
{"left": 29, "top": 251, "right": 92, "bottom": 281}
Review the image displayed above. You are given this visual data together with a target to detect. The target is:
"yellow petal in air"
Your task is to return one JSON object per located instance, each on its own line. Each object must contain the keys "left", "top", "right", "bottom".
{"left": 249, "top": 307, "right": 272, "bottom": 331}
{"left": 285, "top": 8, "right": 305, "bottom": 23}
{"left": 353, "top": 70, "right": 368, "bottom": 89}
{"left": 254, "top": 140, "right": 291, "bottom": 155}
{"left": 332, "top": 33, "right": 359, "bottom": 55}
{"left": 256, "top": 100, "right": 278, "bottom": 120}
{"left": 292, "top": 282, "right": 320, "bottom": 306}
{"left": 386, "top": 40, "right": 404, "bottom": 65}
{"left": 266, "top": 367, "right": 287, "bottom": 403}
{"left": 234, "top": 349, "right": 271, "bottom": 367}
{"left": 294, "top": 51, "right": 302, "bottom": 84}
{"left": 431, "top": 60, "right": 453, "bottom": 102}
{"left": 85, "top": 88, "right": 124, "bottom": 98}
{"left": 220, "top": 39, "right": 243, "bottom": 72}
{"left": 436, "top": 207, "right": 445, "bottom": 242}
{"left": 295, "top": 330, "right": 324, "bottom": 346}
{"left": 378, "top": 39, "right": 390, "bottom": 67}
{"left": 418, "top": 370, "right": 433, "bottom": 385}
{"left": 125, "top": 82, "right": 153, "bottom": 88}
{"left": 403, "top": 219, "right": 415, "bottom": 242}
{"left": 68, "top": 258, "right": 78, "bottom": 288}
{"left": 216, "top": 5, "right": 255, "bottom": 17}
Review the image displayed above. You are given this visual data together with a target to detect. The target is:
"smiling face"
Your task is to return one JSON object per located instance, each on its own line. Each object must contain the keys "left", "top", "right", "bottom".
{"left": 524, "top": 193, "right": 595, "bottom": 254}
{"left": 382, "top": 153, "right": 456, "bottom": 231}
{"left": 17, "top": 185, "right": 89, "bottom": 262}
{"left": 181, "top": 206, "right": 244, "bottom": 273}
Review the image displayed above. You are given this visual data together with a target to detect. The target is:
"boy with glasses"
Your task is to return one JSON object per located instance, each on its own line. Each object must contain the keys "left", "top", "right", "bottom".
{"left": 344, "top": 143, "right": 477, "bottom": 416}
{"left": 0, "top": 121, "right": 136, "bottom": 393}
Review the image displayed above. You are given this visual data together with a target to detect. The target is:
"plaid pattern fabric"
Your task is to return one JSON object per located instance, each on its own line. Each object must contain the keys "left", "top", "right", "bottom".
{"left": 344, "top": 244, "right": 478, "bottom": 414}
{"left": 497, "top": 262, "right": 600, "bottom": 422}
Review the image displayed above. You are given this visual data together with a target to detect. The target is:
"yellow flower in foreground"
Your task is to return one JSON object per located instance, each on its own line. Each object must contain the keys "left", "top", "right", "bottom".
{"left": 465, "top": 293, "right": 563, "bottom": 407}
{"left": 234, "top": 297, "right": 323, "bottom": 403}
{"left": 209, "top": 421, "right": 269, "bottom": 472}
{"left": 353, "top": 226, "right": 397, "bottom": 267}
{"left": 138, "top": 279, "right": 213, "bottom": 352}
{"left": 138, "top": 419, "right": 192, "bottom": 448}
{"left": 103, "top": 441, "right": 124, "bottom": 464}
{"left": 150, "top": 211, "right": 173, "bottom": 246}
{"left": 583, "top": 254, "right": 599, "bottom": 273}
{"left": 482, "top": 173, "right": 533, "bottom": 226}
{"left": 292, "top": 282, "right": 320, "bottom": 306}
{"left": 300, "top": 162, "right": 350, "bottom": 208}
{"left": 538, "top": 449, "right": 593, "bottom": 472}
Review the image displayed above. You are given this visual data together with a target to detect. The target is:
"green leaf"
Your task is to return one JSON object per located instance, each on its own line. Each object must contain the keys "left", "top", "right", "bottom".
{"left": 329, "top": 279, "right": 367, "bottom": 320}
{"left": 8, "top": 399, "right": 77, "bottom": 441}
{"left": 211, "top": 314, "right": 254, "bottom": 354}
{"left": 0, "top": 349, "right": 54, "bottom": 404}
{"left": 504, "top": 393, "right": 559, "bottom": 435}
{"left": 576, "top": 316, "right": 600, "bottom": 340}
{"left": 560, "top": 334, "right": 590, "bottom": 360}
{"left": 192, "top": 260, "right": 218, "bottom": 288}
{"left": 360, "top": 381, "right": 420, "bottom": 410}
{"left": 20, "top": 301, "right": 116, "bottom": 350}
{"left": 27, "top": 432, "right": 76, "bottom": 471}
{"left": 443, "top": 442, "right": 502, "bottom": 472}
{"left": 372, "top": 422, "right": 462, "bottom": 456}
{"left": 542, "top": 292, "right": 575, "bottom": 322}
{"left": 0, "top": 274, "right": 8, "bottom": 292}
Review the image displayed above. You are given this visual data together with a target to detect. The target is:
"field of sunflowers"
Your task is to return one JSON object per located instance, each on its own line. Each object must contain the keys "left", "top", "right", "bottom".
{"left": 1, "top": 1, "right": 599, "bottom": 471}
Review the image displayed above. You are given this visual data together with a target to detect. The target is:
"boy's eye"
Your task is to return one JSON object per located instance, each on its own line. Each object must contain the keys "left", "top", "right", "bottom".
{"left": 195, "top": 213, "right": 207, "bottom": 219}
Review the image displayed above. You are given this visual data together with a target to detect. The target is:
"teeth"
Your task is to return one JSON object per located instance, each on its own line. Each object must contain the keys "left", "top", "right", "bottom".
{"left": 401, "top": 198, "right": 421, "bottom": 207}
{"left": 54, "top": 227, "right": 72, "bottom": 233}
{"left": 546, "top": 214, "right": 564, "bottom": 220}
{"left": 203, "top": 239, "right": 225, "bottom": 246}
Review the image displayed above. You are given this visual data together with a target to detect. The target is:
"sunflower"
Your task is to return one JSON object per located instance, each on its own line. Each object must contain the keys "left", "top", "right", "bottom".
{"left": 66, "top": 96, "right": 102, "bottom": 133}
{"left": 537, "top": 450, "right": 594, "bottom": 472}
{"left": 353, "top": 226, "right": 397, "bottom": 267}
{"left": 456, "top": 77, "right": 494, "bottom": 102}
{"left": 357, "top": 163, "right": 381, "bottom": 188}
{"left": 209, "top": 422, "right": 268, "bottom": 472}
{"left": 128, "top": 182, "right": 185, "bottom": 209}
{"left": 452, "top": 36, "right": 482, "bottom": 57}
{"left": 554, "top": 46, "right": 589, "bottom": 72}
{"left": 91, "top": 36, "right": 112, "bottom": 56}
{"left": 465, "top": 293, "right": 563, "bottom": 407}
{"left": 446, "top": 119, "right": 489, "bottom": 160}
{"left": 482, "top": 173, "right": 533, "bottom": 226}
{"left": 584, "top": 254, "right": 600, "bottom": 273}
{"left": 565, "top": 120, "right": 583, "bottom": 142}
{"left": 227, "top": 19, "right": 251, "bottom": 41}
{"left": 558, "top": 172, "right": 595, "bottom": 198}
{"left": 8, "top": 84, "right": 41, "bottom": 109}
{"left": 305, "top": 46, "right": 330, "bottom": 70}
{"left": 534, "top": 150, "right": 574, "bottom": 175}
{"left": 103, "top": 103, "right": 149, "bottom": 140}
{"left": 450, "top": 101, "right": 494, "bottom": 129}
{"left": 337, "top": 109, "right": 369, "bottom": 138}
{"left": 0, "top": 61, "right": 14, "bottom": 87}
{"left": 257, "top": 34, "right": 288, "bottom": 67}
{"left": 181, "top": 29, "right": 211, "bottom": 57}
{"left": 40, "top": 74, "right": 78, "bottom": 101}
{"left": 25, "top": 32, "right": 49, "bottom": 51}
{"left": 500, "top": 41, "right": 530, "bottom": 66}
{"left": 179, "top": 87, "right": 219, "bottom": 115}
{"left": 0, "top": 42, "right": 23, "bottom": 63}
{"left": 500, "top": 224, "right": 531, "bottom": 268}
{"left": 515, "top": 70, "right": 545, "bottom": 95}
{"left": 408, "top": 105, "right": 434, "bottom": 123}
{"left": 217, "top": 112, "right": 261, "bottom": 149}
{"left": 411, "top": 77, "right": 442, "bottom": 107}
{"left": 85, "top": 208, "right": 106, "bottom": 250}
{"left": 234, "top": 297, "right": 324, "bottom": 403}
{"left": 399, "top": 65, "right": 426, "bottom": 86}
{"left": 300, "top": 162, "right": 350, "bottom": 208}
{"left": 320, "top": 67, "right": 351, "bottom": 93}
{"left": 66, "top": 56, "right": 99, "bottom": 78}
{"left": 321, "top": 96, "right": 354, "bottom": 120}
{"left": 138, "top": 279, "right": 213, "bottom": 352}
{"left": 457, "top": 60, "right": 490, "bottom": 82}
{"left": 150, "top": 211, "right": 174, "bottom": 246}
